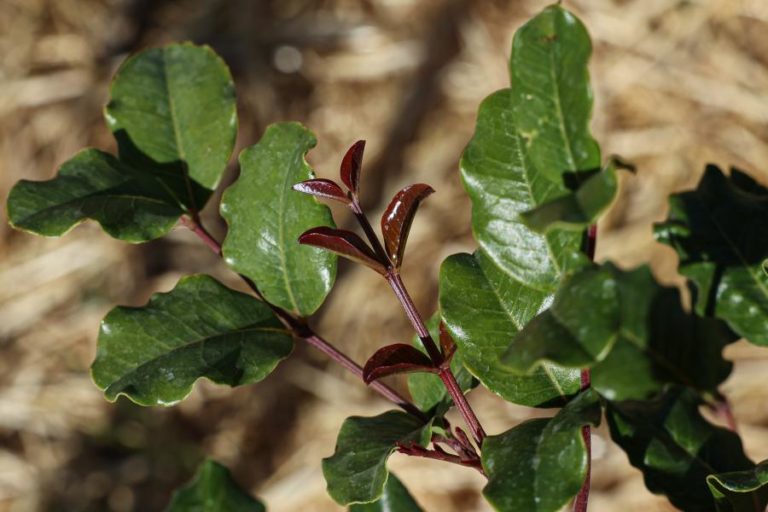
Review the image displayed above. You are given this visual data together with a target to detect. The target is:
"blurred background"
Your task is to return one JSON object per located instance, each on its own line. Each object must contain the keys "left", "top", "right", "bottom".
{"left": 2, "top": 0, "right": 768, "bottom": 510}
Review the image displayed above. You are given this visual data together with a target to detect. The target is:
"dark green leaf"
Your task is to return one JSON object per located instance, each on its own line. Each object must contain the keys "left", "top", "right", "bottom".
{"left": 7, "top": 149, "right": 183, "bottom": 242}
{"left": 91, "top": 274, "right": 292, "bottom": 406}
{"left": 440, "top": 252, "right": 580, "bottom": 407}
{"left": 607, "top": 387, "right": 753, "bottom": 512}
{"left": 106, "top": 43, "right": 237, "bottom": 199}
{"left": 349, "top": 473, "right": 423, "bottom": 512}
{"left": 707, "top": 460, "right": 768, "bottom": 512}
{"left": 505, "top": 263, "right": 736, "bottom": 401}
{"left": 322, "top": 411, "right": 431, "bottom": 505}
{"left": 220, "top": 123, "right": 337, "bottom": 317}
{"left": 655, "top": 165, "right": 768, "bottom": 346}
{"left": 482, "top": 389, "right": 601, "bottom": 512}
{"left": 406, "top": 315, "right": 475, "bottom": 412}
{"left": 165, "top": 459, "right": 265, "bottom": 512}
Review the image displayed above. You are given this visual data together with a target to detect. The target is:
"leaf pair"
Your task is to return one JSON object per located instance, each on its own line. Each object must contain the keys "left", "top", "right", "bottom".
{"left": 7, "top": 44, "right": 237, "bottom": 242}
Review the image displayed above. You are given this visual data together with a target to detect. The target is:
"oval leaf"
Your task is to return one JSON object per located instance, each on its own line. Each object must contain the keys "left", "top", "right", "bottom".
{"left": 482, "top": 390, "right": 601, "bottom": 512}
{"left": 322, "top": 411, "right": 431, "bottom": 505}
{"left": 165, "top": 459, "right": 265, "bottom": 512}
{"left": 340, "top": 140, "right": 366, "bottom": 194}
{"left": 293, "top": 178, "right": 351, "bottom": 205}
{"left": 381, "top": 184, "right": 434, "bottom": 268}
{"left": 299, "top": 226, "right": 386, "bottom": 275}
{"left": 106, "top": 43, "right": 237, "bottom": 200}
{"left": 7, "top": 149, "right": 184, "bottom": 242}
{"left": 91, "top": 275, "right": 293, "bottom": 406}
{"left": 707, "top": 460, "right": 768, "bottom": 512}
{"left": 220, "top": 123, "right": 337, "bottom": 317}
{"left": 655, "top": 165, "right": 768, "bottom": 346}
{"left": 363, "top": 343, "right": 436, "bottom": 384}
{"left": 349, "top": 473, "right": 424, "bottom": 512}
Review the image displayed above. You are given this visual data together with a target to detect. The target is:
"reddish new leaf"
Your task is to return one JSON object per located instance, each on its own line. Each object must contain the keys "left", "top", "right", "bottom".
{"left": 298, "top": 226, "right": 386, "bottom": 275}
{"left": 439, "top": 322, "right": 457, "bottom": 362}
{"left": 363, "top": 343, "right": 437, "bottom": 384}
{"left": 340, "top": 140, "right": 366, "bottom": 195}
{"left": 293, "top": 179, "right": 351, "bottom": 205}
{"left": 381, "top": 184, "right": 435, "bottom": 268}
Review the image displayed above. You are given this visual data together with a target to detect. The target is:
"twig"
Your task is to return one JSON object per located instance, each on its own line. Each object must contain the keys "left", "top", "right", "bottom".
{"left": 396, "top": 441, "right": 485, "bottom": 475}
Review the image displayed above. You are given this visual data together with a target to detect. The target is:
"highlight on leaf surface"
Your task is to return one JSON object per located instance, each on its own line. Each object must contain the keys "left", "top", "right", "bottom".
{"left": 707, "top": 460, "right": 768, "bottom": 512}
{"left": 298, "top": 226, "right": 387, "bottom": 275}
{"left": 362, "top": 343, "right": 436, "bottom": 384}
{"left": 655, "top": 164, "right": 768, "bottom": 346}
{"left": 340, "top": 140, "right": 366, "bottom": 195}
{"left": 91, "top": 274, "right": 292, "bottom": 407}
{"left": 292, "top": 178, "right": 351, "bottom": 205}
{"left": 349, "top": 473, "right": 424, "bottom": 512}
{"left": 220, "top": 122, "right": 337, "bottom": 317}
{"left": 381, "top": 184, "right": 434, "bottom": 268}
{"left": 165, "top": 459, "right": 265, "bottom": 512}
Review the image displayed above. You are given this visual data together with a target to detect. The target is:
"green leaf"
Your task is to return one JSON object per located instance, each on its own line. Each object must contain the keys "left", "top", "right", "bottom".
{"left": 106, "top": 43, "right": 237, "bottom": 198}
{"left": 349, "top": 473, "right": 423, "bottom": 512}
{"left": 521, "top": 162, "right": 618, "bottom": 232}
{"left": 7, "top": 149, "right": 183, "bottom": 242}
{"left": 440, "top": 252, "right": 580, "bottom": 407}
{"left": 322, "top": 411, "right": 431, "bottom": 505}
{"left": 607, "top": 387, "right": 753, "bottom": 512}
{"left": 91, "top": 274, "right": 292, "bottom": 406}
{"left": 505, "top": 263, "right": 736, "bottom": 401}
{"left": 220, "top": 123, "right": 337, "bottom": 317}
{"left": 406, "top": 315, "right": 475, "bottom": 412}
{"left": 655, "top": 165, "right": 768, "bottom": 346}
{"left": 482, "top": 389, "right": 601, "bottom": 512}
{"left": 165, "top": 459, "right": 265, "bottom": 512}
{"left": 707, "top": 460, "right": 768, "bottom": 512}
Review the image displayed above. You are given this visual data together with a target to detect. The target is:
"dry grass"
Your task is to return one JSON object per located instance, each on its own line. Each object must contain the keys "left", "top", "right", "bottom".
{"left": 1, "top": 0, "right": 768, "bottom": 510}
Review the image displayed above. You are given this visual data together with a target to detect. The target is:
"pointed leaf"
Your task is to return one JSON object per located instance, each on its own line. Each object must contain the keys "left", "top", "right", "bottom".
{"left": 340, "top": 140, "right": 366, "bottom": 194}
{"left": 707, "top": 460, "right": 768, "bottom": 512}
{"left": 106, "top": 43, "right": 237, "bottom": 200}
{"left": 607, "top": 387, "right": 753, "bottom": 511}
{"left": 363, "top": 344, "right": 436, "bottom": 384}
{"left": 380, "top": 184, "right": 434, "bottom": 268}
{"left": 298, "top": 226, "right": 386, "bottom": 275}
{"left": 406, "top": 315, "right": 476, "bottom": 413}
{"left": 521, "top": 162, "right": 618, "bottom": 232}
{"left": 220, "top": 123, "right": 337, "bottom": 317}
{"left": 91, "top": 275, "right": 293, "bottom": 406}
{"left": 293, "top": 178, "right": 351, "bottom": 205}
{"left": 165, "top": 459, "right": 265, "bottom": 512}
{"left": 655, "top": 165, "right": 768, "bottom": 346}
{"left": 482, "top": 390, "right": 601, "bottom": 512}
{"left": 349, "top": 473, "right": 424, "bottom": 512}
{"left": 322, "top": 411, "right": 432, "bottom": 505}
{"left": 7, "top": 149, "right": 184, "bottom": 242}
{"left": 440, "top": 252, "right": 580, "bottom": 407}
{"left": 505, "top": 263, "right": 736, "bottom": 401}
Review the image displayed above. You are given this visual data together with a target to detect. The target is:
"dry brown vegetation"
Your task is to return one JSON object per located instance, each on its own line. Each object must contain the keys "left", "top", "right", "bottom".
{"left": 1, "top": 0, "right": 768, "bottom": 510}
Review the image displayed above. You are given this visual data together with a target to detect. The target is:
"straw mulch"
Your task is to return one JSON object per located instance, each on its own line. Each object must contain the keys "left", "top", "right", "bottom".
{"left": 1, "top": 0, "right": 767, "bottom": 510}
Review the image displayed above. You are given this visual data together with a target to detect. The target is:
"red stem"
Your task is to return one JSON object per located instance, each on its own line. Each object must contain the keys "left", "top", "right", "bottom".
{"left": 397, "top": 442, "right": 485, "bottom": 474}
{"left": 179, "top": 215, "right": 426, "bottom": 421}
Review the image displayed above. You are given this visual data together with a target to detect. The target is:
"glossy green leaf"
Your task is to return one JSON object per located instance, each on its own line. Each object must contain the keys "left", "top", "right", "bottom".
{"left": 505, "top": 263, "right": 736, "bottom": 401}
{"left": 482, "top": 389, "right": 601, "bottom": 512}
{"left": 521, "top": 163, "right": 618, "bottom": 232}
{"left": 322, "top": 411, "right": 431, "bottom": 505}
{"left": 165, "top": 459, "right": 265, "bottom": 512}
{"left": 349, "top": 473, "right": 423, "bottom": 512}
{"left": 440, "top": 252, "right": 580, "bottom": 407}
{"left": 406, "top": 315, "right": 475, "bottom": 412}
{"left": 220, "top": 123, "right": 337, "bottom": 317}
{"left": 655, "top": 165, "right": 768, "bottom": 346}
{"left": 91, "top": 274, "right": 292, "bottom": 406}
{"left": 707, "top": 460, "right": 768, "bottom": 512}
{"left": 6, "top": 149, "right": 183, "bottom": 242}
{"left": 106, "top": 43, "right": 237, "bottom": 197}
{"left": 607, "top": 387, "right": 753, "bottom": 512}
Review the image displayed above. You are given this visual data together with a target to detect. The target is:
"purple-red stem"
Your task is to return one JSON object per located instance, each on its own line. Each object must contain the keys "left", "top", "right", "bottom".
{"left": 397, "top": 442, "right": 485, "bottom": 474}
{"left": 179, "top": 215, "right": 426, "bottom": 421}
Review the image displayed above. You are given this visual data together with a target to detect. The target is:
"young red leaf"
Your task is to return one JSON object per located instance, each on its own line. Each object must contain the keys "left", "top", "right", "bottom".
{"left": 439, "top": 321, "right": 457, "bottom": 362}
{"left": 381, "top": 184, "right": 435, "bottom": 268}
{"left": 293, "top": 179, "right": 351, "bottom": 205}
{"left": 340, "top": 140, "right": 366, "bottom": 195}
{"left": 363, "top": 343, "right": 437, "bottom": 384}
{"left": 298, "top": 226, "right": 387, "bottom": 275}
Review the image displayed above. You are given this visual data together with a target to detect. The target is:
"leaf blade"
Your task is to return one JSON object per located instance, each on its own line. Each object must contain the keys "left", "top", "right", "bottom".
{"left": 165, "top": 459, "right": 265, "bottom": 512}
{"left": 349, "top": 473, "right": 424, "bottom": 512}
{"left": 380, "top": 184, "right": 434, "bottom": 268}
